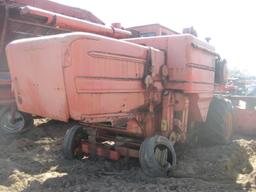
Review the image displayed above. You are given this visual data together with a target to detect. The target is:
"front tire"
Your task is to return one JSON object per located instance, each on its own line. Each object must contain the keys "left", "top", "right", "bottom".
{"left": 139, "top": 135, "right": 176, "bottom": 177}
{"left": 63, "top": 125, "right": 87, "bottom": 160}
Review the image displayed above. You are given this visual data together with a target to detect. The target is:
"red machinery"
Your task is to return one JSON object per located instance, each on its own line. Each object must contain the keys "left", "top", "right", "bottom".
{"left": 0, "top": 0, "right": 131, "bottom": 133}
{"left": 6, "top": 32, "right": 232, "bottom": 176}
{"left": 225, "top": 96, "right": 256, "bottom": 136}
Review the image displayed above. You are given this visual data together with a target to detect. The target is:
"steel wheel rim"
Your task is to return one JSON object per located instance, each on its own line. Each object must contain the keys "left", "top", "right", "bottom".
{"left": 154, "top": 144, "right": 173, "bottom": 170}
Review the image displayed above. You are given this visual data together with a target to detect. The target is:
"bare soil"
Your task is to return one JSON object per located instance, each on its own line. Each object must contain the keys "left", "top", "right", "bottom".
{"left": 0, "top": 119, "right": 255, "bottom": 192}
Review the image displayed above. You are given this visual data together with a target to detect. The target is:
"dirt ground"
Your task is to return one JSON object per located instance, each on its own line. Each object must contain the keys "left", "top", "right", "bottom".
{"left": 0, "top": 119, "right": 255, "bottom": 192}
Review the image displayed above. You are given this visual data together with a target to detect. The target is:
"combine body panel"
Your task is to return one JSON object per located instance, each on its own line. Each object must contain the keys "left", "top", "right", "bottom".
{"left": 6, "top": 35, "right": 70, "bottom": 121}
{"left": 126, "top": 35, "right": 216, "bottom": 93}
{"left": 126, "top": 35, "right": 216, "bottom": 121}
{"left": 6, "top": 33, "right": 164, "bottom": 123}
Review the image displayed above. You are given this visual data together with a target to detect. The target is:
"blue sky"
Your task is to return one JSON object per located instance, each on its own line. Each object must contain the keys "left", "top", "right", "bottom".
{"left": 54, "top": 0, "right": 256, "bottom": 75}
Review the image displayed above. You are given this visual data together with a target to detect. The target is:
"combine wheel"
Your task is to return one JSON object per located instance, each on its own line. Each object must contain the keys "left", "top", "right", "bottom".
{"left": 63, "top": 125, "right": 87, "bottom": 160}
{"left": 139, "top": 135, "right": 176, "bottom": 177}
{"left": 202, "top": 96, "right": 233, "bottom": 145}
{"left": 0, "top": 106, "right": 33, "bottom": 134}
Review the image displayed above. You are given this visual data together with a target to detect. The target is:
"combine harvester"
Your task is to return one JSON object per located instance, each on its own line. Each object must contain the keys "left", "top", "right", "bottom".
{"left": 6, "top": 30, "right": 232, "bottom": 176}
{"left": 0, "top": 0, "right": 131, "bottom": 133}
{"left": 2, "top": 1, "right": 255, "bottom": 177}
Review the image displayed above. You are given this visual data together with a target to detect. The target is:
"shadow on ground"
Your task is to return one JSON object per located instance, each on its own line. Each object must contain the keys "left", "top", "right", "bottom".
{"left": 0, "top": 119, "right": 255, "bottom": 192}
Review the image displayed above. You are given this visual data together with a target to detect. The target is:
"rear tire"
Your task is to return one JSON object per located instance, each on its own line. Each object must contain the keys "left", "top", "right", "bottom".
{"left": 63, "top": 125, "right": 86, "bottom": 160}
{"left": 200, "top": 96, "right": 233, "bottom": 145}
{"left": 0, "top": 106, "right": 33, "bottom": 134}
{"left": 139, "top": 135, "right": 176, "bottom": 177}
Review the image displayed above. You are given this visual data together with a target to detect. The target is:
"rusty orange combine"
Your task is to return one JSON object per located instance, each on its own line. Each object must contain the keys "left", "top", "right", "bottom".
{"left": 3, "top": 0, "right": 253, "bottom": 178}
{"left": 6, "top": 26, "right": 234, "bottom": 176}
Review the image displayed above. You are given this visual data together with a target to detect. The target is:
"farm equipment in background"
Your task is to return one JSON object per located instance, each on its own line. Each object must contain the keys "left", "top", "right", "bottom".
{"left": 226, "top": 96, "right": 256, "bottom": 136}
{"left": 224, "top": 86, "right": 256, "bottom": 137}
{"left": 225, "top": 78, "right": 247, "bottom": 95}
{"left": 6, "top": 30, "right": 232, "bottom": 176}
{"left": 0, "top": 0, "right": 131, "bottom": 134}
{"left": 224, "top": 76, "right": 256, "bottom": 136}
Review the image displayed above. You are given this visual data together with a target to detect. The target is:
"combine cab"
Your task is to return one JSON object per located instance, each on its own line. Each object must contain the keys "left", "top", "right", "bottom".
{"left": 6, "top": 31, "right": 233, "bottom": 176}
